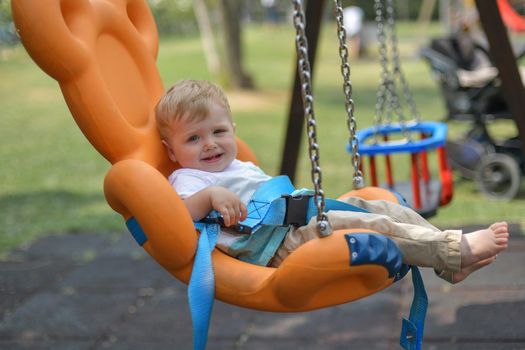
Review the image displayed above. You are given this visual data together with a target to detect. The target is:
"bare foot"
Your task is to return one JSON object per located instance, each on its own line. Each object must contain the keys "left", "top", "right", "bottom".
{"left": 460, "top": 222, "right": 509, "bottom": 268}
{"left": 452, "top": 256, "right": 496, "bottom": 284}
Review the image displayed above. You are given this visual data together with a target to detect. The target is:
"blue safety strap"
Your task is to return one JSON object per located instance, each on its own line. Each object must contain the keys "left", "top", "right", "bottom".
{"left": 126, "top": 217, "right": 147, "bottom": 246}
{"left": 400, "top": 266, "right": 428, "bottom": 350}
{"left": 188, "top": 222, "right": 220, "bottom": 350}
{"left": 240, "top": 175, "right": 295, "bottom": 231}
{"left": 309, "top": 197, "right": 369, "bottom": 218}
{"left": 236, "top": 176, "right": 370, "bottom": 232}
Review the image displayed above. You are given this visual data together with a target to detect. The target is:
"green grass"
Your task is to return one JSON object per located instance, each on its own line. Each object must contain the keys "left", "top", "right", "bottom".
{"left": 1, "top": 22, "right": 524, "bottom": 253}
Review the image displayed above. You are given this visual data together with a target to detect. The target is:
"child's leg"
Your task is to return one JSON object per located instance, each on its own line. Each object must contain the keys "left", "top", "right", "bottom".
{"left": 342, "top": 196, "right": 439, "bottom": 230}
{"left": 341, "top": 197, "right": 509, "bottom": 281}
{"left": 270, "top": 225, "right": 317, "bottom": 267}
{"left": 272, "top": 209, "right": 508, "bottom": 283}
{"left": 325, "top": 210, "right": 462, "bottom": 272}
{"left": 272, "top": 196, "right": 434, "bottom": 268}
{"left": 327, "top": 211, "right": 508, "bottom": 280}
{"left": 271, "top": 209, "right": 461, "bottom": 271}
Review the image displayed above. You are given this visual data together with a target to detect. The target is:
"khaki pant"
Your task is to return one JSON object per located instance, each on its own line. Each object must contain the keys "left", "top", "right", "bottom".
{"left": 270, "top": 197, "right": 462, "bottom": 282}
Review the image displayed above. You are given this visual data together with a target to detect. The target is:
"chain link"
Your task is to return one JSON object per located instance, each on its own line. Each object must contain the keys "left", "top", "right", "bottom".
{"left": 290, "top": 0, "right": 332, "bottom": 236}
{"left": 375, "top": 0, "right": 405, "bottom": 130}
{"left": 374, "top": 0, "right": 390, "bottom": 139}
{"left": 385, "top": 0, "right": 420, "bottom": 123}
{"left": 332, "top": 0, "right": 364, "bottom": 189}
{"left": 374, "top": 0, "right": 420, "bottom": 139}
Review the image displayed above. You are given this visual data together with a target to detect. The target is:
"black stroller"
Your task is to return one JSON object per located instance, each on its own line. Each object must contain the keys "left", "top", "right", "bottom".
{"left": 420, "top": 33, "right": 525, "bottom": 200}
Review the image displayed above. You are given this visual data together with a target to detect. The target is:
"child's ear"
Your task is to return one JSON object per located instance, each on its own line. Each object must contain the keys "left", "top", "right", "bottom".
{"left": 232, "top": 122, "right": 237, "bottom": 132}
{"left": 162, "top": 140, "right": 177, "bottom": 163}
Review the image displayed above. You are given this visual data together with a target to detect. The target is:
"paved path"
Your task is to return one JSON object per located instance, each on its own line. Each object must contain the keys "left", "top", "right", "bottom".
{"left": 1, "top": 225, "right": 524, "bottom": 349}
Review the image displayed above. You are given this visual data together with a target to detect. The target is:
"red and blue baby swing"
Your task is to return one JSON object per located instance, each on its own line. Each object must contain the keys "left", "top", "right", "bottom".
{"left": 354, "top": 0, "right": 453, "bottom": 219}
{"left": 11, "top": 0, "right": 452, "bottom": 349}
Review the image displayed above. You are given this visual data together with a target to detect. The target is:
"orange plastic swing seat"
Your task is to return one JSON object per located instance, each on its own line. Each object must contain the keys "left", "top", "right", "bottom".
{"left": 13, "top": 0, "right": 405, "bottom": 312}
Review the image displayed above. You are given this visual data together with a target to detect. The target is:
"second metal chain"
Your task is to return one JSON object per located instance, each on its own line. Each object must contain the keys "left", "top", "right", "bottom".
{"left": 333, "top": 0, "right": 364, "bottom": 189}
{"left": 291, "top": 0, "right": 332, "bottom": 236}
{"left": 375, "top": 0, "right": 404, "bottom": 126}
{"left": 385, "top": 0, "right": 420, "bottom": 123}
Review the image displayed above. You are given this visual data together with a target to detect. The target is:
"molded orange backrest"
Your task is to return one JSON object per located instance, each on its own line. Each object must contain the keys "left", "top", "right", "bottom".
{"left": 12, "top": 0, "right": 257, "bottom": 177}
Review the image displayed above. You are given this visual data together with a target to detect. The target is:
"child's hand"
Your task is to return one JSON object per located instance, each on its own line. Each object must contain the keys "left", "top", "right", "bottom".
{"left": 210, "top": 187, "right": 248, "bottom": 227}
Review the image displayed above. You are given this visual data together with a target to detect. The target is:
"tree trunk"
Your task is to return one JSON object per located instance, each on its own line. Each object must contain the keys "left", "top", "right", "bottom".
{"left": 193, "top": 0, "right": 221, "bottom": 78}
{"left": 417, "top": 0, "right": 437, "bottom": 24}
{"left": 217, "top": 0, "right": 254, "bottom": 89}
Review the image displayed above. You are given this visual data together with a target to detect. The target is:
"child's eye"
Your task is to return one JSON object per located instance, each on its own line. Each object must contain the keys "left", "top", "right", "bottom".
{"left": 187, "top": 135, "right": 199, "bottom": 142}
{"left": 214, "top": 129, "right": 226, "bottom": 134}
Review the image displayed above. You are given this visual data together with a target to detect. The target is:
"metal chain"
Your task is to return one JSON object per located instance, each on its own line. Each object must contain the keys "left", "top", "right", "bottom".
{"left": 375, "top": 0, "right": 403, "bottom": 124}
{"left": 332, "top": 0, "right": 364, "bottom": 189}
{"left": 290, "top": 0, "right": 332, "bottom": 236}
{"left": 374, "top": 0, "right": 390, "bottom": 133}
{"left": 374, "top": 0, "right": 410, "bottom": 140}
{"left": 385, "top": 0, "right": 420, "bottom": 123}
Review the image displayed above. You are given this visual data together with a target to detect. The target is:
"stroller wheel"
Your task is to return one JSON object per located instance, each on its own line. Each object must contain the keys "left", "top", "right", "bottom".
{"left": 475, "top": 153, "right": 521, "bottom": 200}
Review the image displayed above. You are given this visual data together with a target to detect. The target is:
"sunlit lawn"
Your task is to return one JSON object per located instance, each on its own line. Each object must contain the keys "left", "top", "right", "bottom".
{"left": 1, "top": 21, "right": 524, "bottom": 253}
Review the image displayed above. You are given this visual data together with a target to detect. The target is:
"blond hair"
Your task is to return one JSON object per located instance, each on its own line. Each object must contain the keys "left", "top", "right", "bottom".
{"left": 155, "top": 80, "right": 231, "bottom": 140}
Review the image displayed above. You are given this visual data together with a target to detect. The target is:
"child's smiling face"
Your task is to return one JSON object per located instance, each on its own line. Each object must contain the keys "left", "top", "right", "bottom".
{"left": 162, "top": 102, "right": 237, "bottom": 172}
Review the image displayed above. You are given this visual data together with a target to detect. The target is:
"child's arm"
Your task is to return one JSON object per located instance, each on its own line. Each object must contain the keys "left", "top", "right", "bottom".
{"left": 183, "top": 186, "right": 248, "bottom": 227}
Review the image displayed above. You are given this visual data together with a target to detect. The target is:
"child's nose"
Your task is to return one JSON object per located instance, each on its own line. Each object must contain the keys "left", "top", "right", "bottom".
{"left": 203, "top": 139, "right": 217, "bottom": 150}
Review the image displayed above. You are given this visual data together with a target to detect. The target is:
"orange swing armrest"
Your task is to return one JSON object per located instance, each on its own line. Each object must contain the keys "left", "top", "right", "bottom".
{"left": 104, "top": 159, "right": 197, "bottom": 278}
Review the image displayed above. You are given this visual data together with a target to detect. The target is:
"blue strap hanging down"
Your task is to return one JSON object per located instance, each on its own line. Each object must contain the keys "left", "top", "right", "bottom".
{"left": 399, "top": 266, "right": 428, "bottom": 350}
{"left": 188, "top": 222, "right": 220, "bottom": 350}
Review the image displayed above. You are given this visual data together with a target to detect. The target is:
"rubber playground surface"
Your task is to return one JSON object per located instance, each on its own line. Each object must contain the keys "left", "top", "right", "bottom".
{"left": 1, "top": 224, "right": 524, "bottom": 349}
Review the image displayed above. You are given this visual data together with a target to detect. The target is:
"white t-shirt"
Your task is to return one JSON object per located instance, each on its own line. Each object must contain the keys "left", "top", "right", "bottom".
{"left": 168, "top": 160, "right": 288, "bottom": 266}
{"left": 169, "top": 159, "right": 272, "bottom": 204}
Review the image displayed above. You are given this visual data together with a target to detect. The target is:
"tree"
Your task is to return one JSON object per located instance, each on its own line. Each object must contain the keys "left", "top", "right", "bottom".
{"left": 148, "top": 0, "right": 196, "bottom": 36}
{"left": 216, "top": 0, "right": 254, "bottom": 89}
{"left": 150, "top": 0, "right": 253, "bottom": 89}
{"left": 193, "top": 0, "right": 221, "bottom": 77}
